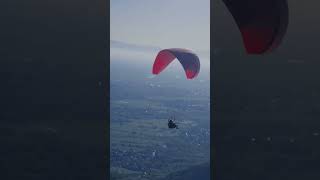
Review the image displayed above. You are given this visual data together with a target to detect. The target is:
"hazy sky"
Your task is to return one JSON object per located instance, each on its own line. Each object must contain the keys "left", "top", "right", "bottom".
{"left": 111, "top": 0, "right": 210, "bottom": 52}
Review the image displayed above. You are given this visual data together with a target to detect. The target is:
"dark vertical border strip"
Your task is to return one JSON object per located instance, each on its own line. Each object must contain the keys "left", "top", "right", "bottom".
{"left": 210, "top": 0, "right": 217, "bottom": 180}
{"left": 0, "top": 0, "right": 110, "bottom": 179}
{"left": 106, "top": 0, "right": 110, "bottom": 179}
{"left": 210, "top": 1, "right": 214, "bottom": 179}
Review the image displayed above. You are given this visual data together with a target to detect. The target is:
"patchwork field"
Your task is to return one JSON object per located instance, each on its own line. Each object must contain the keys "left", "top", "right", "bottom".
{"left": 110, "top": 80, "right": 210, "bottom": 180}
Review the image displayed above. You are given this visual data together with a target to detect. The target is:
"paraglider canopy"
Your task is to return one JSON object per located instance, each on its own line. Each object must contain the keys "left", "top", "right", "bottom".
{"left": 152, "top": 48, "right": 200, "bottom": 79}
{"left": 222, "top": 0, "right": 288, "bottom": 54}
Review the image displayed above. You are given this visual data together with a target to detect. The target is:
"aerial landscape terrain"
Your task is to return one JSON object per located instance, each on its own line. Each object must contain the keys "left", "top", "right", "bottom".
{"left": 110, "top": 42, "right": 210, "bottom": 180}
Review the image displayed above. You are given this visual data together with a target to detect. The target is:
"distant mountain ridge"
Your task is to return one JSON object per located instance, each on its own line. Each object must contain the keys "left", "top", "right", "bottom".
{"left": 110, "top": 40, "right": 210, "bottom": 59}
{"left": 111, "top": 40, "right": 162, "bottom": 52}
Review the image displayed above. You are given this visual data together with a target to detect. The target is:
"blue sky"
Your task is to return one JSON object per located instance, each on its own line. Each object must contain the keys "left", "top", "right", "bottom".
{"left": 111, "top": 0, "right": 210, "bottom": 52}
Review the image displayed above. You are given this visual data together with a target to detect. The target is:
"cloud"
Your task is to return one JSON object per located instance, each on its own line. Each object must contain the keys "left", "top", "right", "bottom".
{"left": 110, "top": 40, "right": 210, "bottom": 70}
{"left": 110, "top": 40, "right": 159, "bottom": 65}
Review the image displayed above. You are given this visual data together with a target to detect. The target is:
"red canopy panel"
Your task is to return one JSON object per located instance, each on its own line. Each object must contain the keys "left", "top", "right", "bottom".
{"left": 223, "top": 0, "right": 289, "bottom": 54}
{"left": 152, "top": 48, "right": 200, "bottom": 79}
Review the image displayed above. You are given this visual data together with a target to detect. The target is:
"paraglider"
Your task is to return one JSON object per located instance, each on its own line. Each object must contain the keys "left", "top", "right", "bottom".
{"left": 168, "top": 116, "right": 178, "bottom": 129}
{"left": 152, "top": 49, "right": 198, "bottom": 128}
{"left": 152, "top": 48, "right": 200, "bottom": 79}
{"left": 222, "top": 0, "right": 289, "bottom": 54}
